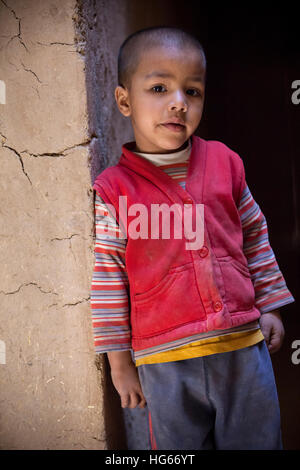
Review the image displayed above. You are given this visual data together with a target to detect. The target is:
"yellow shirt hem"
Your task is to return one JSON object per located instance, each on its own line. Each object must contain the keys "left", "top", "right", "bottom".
{"left": 135, "top": 329, "right": 265, "bottom": 366}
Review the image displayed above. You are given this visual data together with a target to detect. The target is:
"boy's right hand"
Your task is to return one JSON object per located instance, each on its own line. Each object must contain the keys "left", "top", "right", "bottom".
{"left": 107, "top": 350, "right": 147, "bottom": 409}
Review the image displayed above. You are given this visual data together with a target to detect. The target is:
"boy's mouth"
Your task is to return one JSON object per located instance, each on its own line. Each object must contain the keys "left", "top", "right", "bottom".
{"left": 161, "top": 120, "right": 186, "bottom": 133}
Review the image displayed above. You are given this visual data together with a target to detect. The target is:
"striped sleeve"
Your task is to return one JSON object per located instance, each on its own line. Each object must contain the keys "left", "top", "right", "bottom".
{"left": 238, "top": 183, "right": 295, "bottom": 313}
{"left": 90, "top": 191, "right": 131, "bottom": 353}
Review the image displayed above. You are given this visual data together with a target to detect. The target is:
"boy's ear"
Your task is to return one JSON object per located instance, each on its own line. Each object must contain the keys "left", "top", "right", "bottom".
{"left": 115, "top": 85, "right": 131, "bottom": 117}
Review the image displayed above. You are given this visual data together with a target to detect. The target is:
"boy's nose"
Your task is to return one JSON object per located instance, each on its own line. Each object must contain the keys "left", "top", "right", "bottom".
{"left": 168, "top": 91, "right": 188, "bottom": 112}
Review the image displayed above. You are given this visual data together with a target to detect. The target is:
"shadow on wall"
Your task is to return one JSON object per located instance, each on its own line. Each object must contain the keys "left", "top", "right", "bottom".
{"left": 95, "top": 354, "right": 127, "bottom": 450}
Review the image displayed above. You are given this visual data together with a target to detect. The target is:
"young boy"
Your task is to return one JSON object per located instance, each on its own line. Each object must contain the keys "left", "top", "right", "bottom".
{"left": 90, "top": 26, "right": 295, "bottom": 450}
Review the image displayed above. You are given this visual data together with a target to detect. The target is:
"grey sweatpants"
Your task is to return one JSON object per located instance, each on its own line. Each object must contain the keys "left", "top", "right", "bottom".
{"left": 137, "top": 340, "right": 283, "bottom": 450}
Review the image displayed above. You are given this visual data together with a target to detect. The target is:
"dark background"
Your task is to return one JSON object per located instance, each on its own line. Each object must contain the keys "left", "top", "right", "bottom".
{"left": 125, "top": 3, "right": 300, "bottom": 449}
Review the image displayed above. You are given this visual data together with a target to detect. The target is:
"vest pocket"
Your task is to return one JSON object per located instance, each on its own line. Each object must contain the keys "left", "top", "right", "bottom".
{"left": 217, "top": 256, "right": 255, "bottom": 313}
{"left": 133, "top": 271, "right": 176, "bottom": 303}
{"left": 132, "top": 263, "right": 204, "bottom": 338}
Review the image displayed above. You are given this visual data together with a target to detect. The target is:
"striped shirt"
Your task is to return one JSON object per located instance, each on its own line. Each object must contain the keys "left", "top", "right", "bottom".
{"left": 90, "top": 141, "right": 295, "bottom": 362}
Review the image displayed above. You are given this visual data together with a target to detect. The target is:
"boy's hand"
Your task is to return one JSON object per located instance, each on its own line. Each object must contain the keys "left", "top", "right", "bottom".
{"left": 107, "top": 350, "right": 147, "bottom": 409}
{"left": 259, "top": 309, "right": 285, "bottom": 354}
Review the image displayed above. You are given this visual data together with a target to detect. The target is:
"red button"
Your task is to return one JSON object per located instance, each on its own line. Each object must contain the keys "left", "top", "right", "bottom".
{"left": 199, "top": 246, "right": 209, "bottom": 257}
{"left": 184, "top": 197, "right": 193, "bottom": 204}
{"left": 213, "top": 301, "right": 223, "bottom": 312}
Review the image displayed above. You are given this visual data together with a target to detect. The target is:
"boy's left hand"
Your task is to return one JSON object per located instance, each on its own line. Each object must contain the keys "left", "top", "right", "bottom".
{"left": 259, "top": 310, "right": 285, "bottom": 354}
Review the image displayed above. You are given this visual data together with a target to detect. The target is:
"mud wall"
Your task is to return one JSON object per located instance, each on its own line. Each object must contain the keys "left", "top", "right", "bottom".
{"left": 0, "top": 0, "right": 106, "bottom": 449}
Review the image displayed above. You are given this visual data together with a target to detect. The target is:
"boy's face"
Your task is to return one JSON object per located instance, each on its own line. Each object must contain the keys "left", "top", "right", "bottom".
{"left": 115, "top": 45, "right": 206, "bottom": 154}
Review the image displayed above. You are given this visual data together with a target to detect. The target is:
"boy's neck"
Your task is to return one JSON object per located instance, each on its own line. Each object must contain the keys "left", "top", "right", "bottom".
{"left": 133, "top": 139, "right": 190, "bottom": 156}
{"left": 133, "top": 138, "right": 191, "bottom": 167}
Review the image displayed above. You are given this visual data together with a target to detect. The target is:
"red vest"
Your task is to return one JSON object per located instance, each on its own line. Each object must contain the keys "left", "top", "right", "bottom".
{"left": 93, "top": 135, "right": 261, "bottom": 351}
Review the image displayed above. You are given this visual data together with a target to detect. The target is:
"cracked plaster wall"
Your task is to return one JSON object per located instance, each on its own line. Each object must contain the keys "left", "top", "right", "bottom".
{"left": 0, "top": 0, "right": 106, "bottom": 449}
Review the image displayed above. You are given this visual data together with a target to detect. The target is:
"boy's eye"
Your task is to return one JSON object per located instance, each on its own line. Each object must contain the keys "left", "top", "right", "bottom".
{"left": 151, "top": 85, "right": 167, "bottom": 93}
{"left": 186, "top": 88, "right": 201, "bottom": 97}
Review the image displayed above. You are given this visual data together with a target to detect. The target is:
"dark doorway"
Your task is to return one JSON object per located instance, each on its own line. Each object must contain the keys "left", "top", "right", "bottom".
{"left": 123, "top": 3, "right": 299, "bottom": 450}
{"left": 87, "top": 1, "right": 299, "bottom": 449}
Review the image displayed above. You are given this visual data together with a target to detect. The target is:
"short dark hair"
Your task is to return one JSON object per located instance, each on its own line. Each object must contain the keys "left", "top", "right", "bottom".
{"left": 117, "top": 26, "right": 206, "bottom": 88}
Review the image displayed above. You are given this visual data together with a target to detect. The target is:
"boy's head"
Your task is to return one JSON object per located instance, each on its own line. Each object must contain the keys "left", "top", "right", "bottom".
{"left": 115, "top": 26, "right": 206, "bottom": 154}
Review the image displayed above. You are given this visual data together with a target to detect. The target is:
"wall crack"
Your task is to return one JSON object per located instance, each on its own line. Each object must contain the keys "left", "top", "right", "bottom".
{"left": 21, "top": 61, "right": 43, "bottom": 84}
{"left": 0, "top": 282, "right": 59, "bottom": 296}
{"left": 2, "top": 142, "right": 32, "bottom": 185}
{"left": 62, "top": 296, "right": 90, "bottom": 308}
{"left": 36, "top": 41, "right": 76, "bottom": 47}
{"left": 50, "top": 234, "right": 81, "bottom": 242}
{"left": 20, "top": 138, "right": 93, "bottom": 158}
{"left": 0, "top": 0, "right": 29, "bottom": 53}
